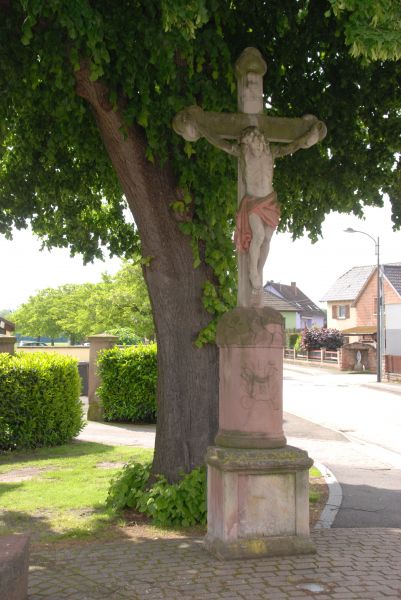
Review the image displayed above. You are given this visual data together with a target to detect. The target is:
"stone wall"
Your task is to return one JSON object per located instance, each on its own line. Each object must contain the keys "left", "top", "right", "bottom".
{"left": 341, "top": 342, "right": 376, "bottom": 373}
{"left": 18, "top": 345, "right": 90, "bottom": 361}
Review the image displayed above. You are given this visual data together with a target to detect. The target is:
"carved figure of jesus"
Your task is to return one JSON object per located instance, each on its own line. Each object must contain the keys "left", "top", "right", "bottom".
{"left": 174, "top": 110, "right": 324, "bottom": 291}
{"left": 173, "top": 47, "right": 327, "bottom": 307}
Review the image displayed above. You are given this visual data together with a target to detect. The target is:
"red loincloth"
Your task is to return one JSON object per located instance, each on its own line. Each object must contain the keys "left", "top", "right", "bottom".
{"left": 234, "top": 191, "right": 280, "bottom": 253}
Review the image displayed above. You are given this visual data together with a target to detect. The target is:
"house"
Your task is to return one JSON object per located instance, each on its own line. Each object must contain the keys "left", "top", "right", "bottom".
{"left": 321, "top": 263, "right": 401, "bottom": 347}
{"left": 0, "top": 316, "right": 15, "bottom": 336}
{"left": 263, "top": 281, "right": 325, "bottom": 330}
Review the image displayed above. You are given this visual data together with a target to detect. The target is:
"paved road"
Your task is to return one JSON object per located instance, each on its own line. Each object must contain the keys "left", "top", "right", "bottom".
{"left": 283, "top": 364, "right": 401, "bottom": 528}
{"left": 284, "top": 364, "right": 401, "bottom": 457}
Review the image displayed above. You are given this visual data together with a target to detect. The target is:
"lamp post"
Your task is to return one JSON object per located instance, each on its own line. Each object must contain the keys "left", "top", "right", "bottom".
{"left": 344, "top": 228, "right": 382, "bottom": 382}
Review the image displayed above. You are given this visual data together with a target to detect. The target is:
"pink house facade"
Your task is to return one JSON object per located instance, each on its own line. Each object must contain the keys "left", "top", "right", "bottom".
{"left": 322, "top": 264, "right": 401, "bottom": 350}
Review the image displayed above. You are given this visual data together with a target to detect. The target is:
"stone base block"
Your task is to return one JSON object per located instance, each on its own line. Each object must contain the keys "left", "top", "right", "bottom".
{"left": 205, "top": 445, "right": 315, "bottom": 560}
{"left": 205, "top": 533, "right": 315, "bottom": 560}
{"left": 0, "top": 534, "right": 30, "bottom": 600}
{"left": 87, "top": 399, "right": 104, "bottom": 422}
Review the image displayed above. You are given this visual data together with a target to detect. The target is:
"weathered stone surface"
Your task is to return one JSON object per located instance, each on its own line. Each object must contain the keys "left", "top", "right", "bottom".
{"left": 206, "top": 445, "right": 313, "bottom": 473}
{"left": 216, "top": 307, "right": 286, "bottom": 449}
{"left": 0, "top": 336, "right": 16, "bottom": 355}
{"left": 206, "top": 446, "right": 314, "bottom": 560}
{"left": 87, "top": 334, "right": 118, "bottom": 422}
{"left": 173, "top": 47, "right": 326, "bottom": 308}
{"left": 205, "top": 533, "right": 316, "bottom": 561}
{"left": 0, "top": 534, "right": 30, "bottom": 600}
{"left": 216, "top": 307, "right": 284, "bottom": 347}
{"left": 174, "top": 46, "right": 325, "bottom": 559}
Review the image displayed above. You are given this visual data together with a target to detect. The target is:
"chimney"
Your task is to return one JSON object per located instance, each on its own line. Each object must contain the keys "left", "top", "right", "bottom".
{"left": 291, "top": 282, "right": 297, "bottom": 296}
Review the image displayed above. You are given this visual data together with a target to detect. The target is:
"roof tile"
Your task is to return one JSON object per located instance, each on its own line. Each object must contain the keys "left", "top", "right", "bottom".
{"left": 320, "top": 265, "right": 374, "bottom": 301}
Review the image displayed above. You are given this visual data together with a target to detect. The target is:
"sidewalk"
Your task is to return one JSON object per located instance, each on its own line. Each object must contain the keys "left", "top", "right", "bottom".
{"left": 29, "top": 528, "right": 401, "bottom": 599}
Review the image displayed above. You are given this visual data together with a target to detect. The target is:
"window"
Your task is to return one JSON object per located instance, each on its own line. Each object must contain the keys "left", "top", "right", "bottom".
{"left": 332, "top": 304, "right": 350, "bottom": 319}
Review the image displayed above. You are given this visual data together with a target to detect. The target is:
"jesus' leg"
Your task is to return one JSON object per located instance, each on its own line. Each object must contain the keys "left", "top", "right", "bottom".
{"left": 257, "top": 224, "right": 275, "bottom": 283}
{"left": 248, "top": 213, "right": 265, "bottom": 289}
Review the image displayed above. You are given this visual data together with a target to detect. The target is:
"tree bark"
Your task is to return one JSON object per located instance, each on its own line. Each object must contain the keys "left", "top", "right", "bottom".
{"left": 75, "top": 66, "right": 219, "bottom": 481}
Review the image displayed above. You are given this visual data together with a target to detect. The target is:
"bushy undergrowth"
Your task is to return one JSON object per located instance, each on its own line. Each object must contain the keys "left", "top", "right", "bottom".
{"left": 107, "top": 460, "right": 206, "bottom": 527}
{"left": 0, "top": 352, "right": 83, "bottom": 451}
{"left": 97, "top": 344, "right": 157, "bottom": 423}
{"left": 301, "top": 327, "right": 343, "bottom": 351}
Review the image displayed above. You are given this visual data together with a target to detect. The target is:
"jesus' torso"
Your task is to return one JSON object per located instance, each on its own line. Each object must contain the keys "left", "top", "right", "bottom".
{"left": 242, "top": 144, "right": 274, "bottom": 198}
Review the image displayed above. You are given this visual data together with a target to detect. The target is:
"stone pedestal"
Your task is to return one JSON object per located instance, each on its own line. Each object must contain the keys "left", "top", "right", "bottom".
{"left": 205, "top": 446, "right": 314, "bottom": 559}
{"left": 0, "top": 534, "right": 30, "bottom": 600}
{"left": 206, "top": 307, "right": 315, "bottom": 559}
{"left": 215, "top": 307, "right": 286, "bottom": 449}
{"left": 0, "top": 336, "right": 16, "bottom": 355}
{"left": 87, "top": 334, "right": 118, "bottom": 421}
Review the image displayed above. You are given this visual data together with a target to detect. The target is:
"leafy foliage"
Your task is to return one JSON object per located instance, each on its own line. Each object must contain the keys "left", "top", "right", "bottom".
{"left": 11, "top": 260, "right": 154, "bottom": 342}
{"left": 0, "top": 352, "right": 83, "bottom": 451}
{"left": 0, "top": 1, "right": 400, "bottom": 328}
{"left": 105, "top": 328, "right": 143, "bottom": 345}
{"left": 97, "top": 344, "right": 157, "bottom": 423}
{"left": 288, "top": 333, "right": 300, "bottom": 348}
{"left": 294, "top": 334, "right": 303, "bottom": 353}
{"left": 301, "top": 327, "right": 344, "bottom": 351}
{"left": 107, "top": 460, "right": 207, "bottom": 527}
{"left": 328, "top": 0, "right": 401, "bottom": 61}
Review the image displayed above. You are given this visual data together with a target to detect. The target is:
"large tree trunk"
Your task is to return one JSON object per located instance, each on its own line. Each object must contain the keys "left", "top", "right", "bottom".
{"left": 76, "top": 67, "right": 219, "bottom": 481}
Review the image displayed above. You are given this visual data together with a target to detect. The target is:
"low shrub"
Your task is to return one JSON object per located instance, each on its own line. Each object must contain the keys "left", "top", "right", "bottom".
{"left": 290, "top": 333, "right": 302, "bottom": 350}
{"left": 97, "top": 344, "right": 157, "bottom": 423}
{"left": 301, "top": 327, "right": 343, "bottom": 351}
{"left": 0, "top": 352, "right": 83, "bottom": 451}
{"left": 107, "top": 460, "right": 206, "bottom": 527}
{"left": 319, "top": 328, "right": 344, "bottom": 350}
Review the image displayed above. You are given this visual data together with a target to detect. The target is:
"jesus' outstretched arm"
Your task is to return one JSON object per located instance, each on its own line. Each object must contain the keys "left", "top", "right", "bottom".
{"left": 271, "top": 117, "right": 326, "bottom": 159}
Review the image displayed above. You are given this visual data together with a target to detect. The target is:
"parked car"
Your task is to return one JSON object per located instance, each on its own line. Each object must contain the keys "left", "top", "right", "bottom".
{"left": 18, "top": 341, "right": 48, "bottom": 347}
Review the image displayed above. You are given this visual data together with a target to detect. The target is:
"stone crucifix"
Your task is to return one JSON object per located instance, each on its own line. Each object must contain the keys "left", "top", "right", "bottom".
{"left": 173, "top": 47, "right": 327, "bottom": 308}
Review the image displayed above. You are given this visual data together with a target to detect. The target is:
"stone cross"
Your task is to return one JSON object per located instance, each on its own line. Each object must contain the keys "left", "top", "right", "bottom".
{"left": 173, "top": 47, "right": 326, "bottom": 308}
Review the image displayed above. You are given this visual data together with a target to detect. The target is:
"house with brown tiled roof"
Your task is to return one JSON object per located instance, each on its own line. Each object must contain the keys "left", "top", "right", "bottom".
{"left": 321, "top": 263, "right": 401, "bottom": 348}
{"left": 263, "top": 281, "right": 325, "bottom": 330}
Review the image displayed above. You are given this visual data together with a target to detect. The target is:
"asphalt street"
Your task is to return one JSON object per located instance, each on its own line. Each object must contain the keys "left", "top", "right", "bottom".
{"left": 283, "top": 364, "right": 401, "bottom": 528}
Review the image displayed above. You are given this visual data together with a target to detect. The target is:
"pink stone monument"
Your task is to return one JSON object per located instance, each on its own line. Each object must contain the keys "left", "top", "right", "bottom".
{"left": 173, "top": 47, "right": 326, "bottom": 559}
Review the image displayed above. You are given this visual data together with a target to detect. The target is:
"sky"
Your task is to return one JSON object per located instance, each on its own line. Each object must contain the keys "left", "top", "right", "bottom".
{"left": 0, "top": 196, "right": 400, "bottom": 311}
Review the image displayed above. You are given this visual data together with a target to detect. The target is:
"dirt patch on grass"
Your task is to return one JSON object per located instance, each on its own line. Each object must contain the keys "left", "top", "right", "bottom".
{"left": 0, "top": 466, "right": 54, "bottom": 482}
{"left": 96, "top": 461, "right": 126, "bottom": 469}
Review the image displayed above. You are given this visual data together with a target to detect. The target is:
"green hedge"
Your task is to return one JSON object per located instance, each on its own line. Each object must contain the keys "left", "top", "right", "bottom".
{"left": 97, "top": 344, "right": 157, "bottom": 423}
{"left": 0, "top": 352, "right": 83, "bottom": 451}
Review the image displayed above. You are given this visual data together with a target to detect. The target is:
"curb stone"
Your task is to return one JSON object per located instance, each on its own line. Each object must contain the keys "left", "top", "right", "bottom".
{"left": 313, "top": 462, "right": 342, "bottom": 529}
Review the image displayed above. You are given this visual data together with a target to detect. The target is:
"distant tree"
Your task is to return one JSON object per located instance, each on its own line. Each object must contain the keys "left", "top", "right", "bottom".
{"left": 95, "top": 261, "right": 154, "bottom": 339}
{"left": 52, "top": 283, "right": 98, "bottom": 344}
{"left": 12, "top": 289, "right": 64, "bottom": 344}
{"left": 11, "top": 261, "right": 153, "bottom": 343}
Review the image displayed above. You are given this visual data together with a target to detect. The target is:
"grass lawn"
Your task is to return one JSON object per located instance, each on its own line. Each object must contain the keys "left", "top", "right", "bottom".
{"left": 0, "top": 441, "right": 152, "bottom": 542}
{"left": 0, "top": 442, "right": 328, "bottom": 544}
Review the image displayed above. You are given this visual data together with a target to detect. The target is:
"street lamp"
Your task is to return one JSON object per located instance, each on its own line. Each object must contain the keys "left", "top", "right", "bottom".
{"left": 344, "top": 227, "right": 382, "bottom": 382}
